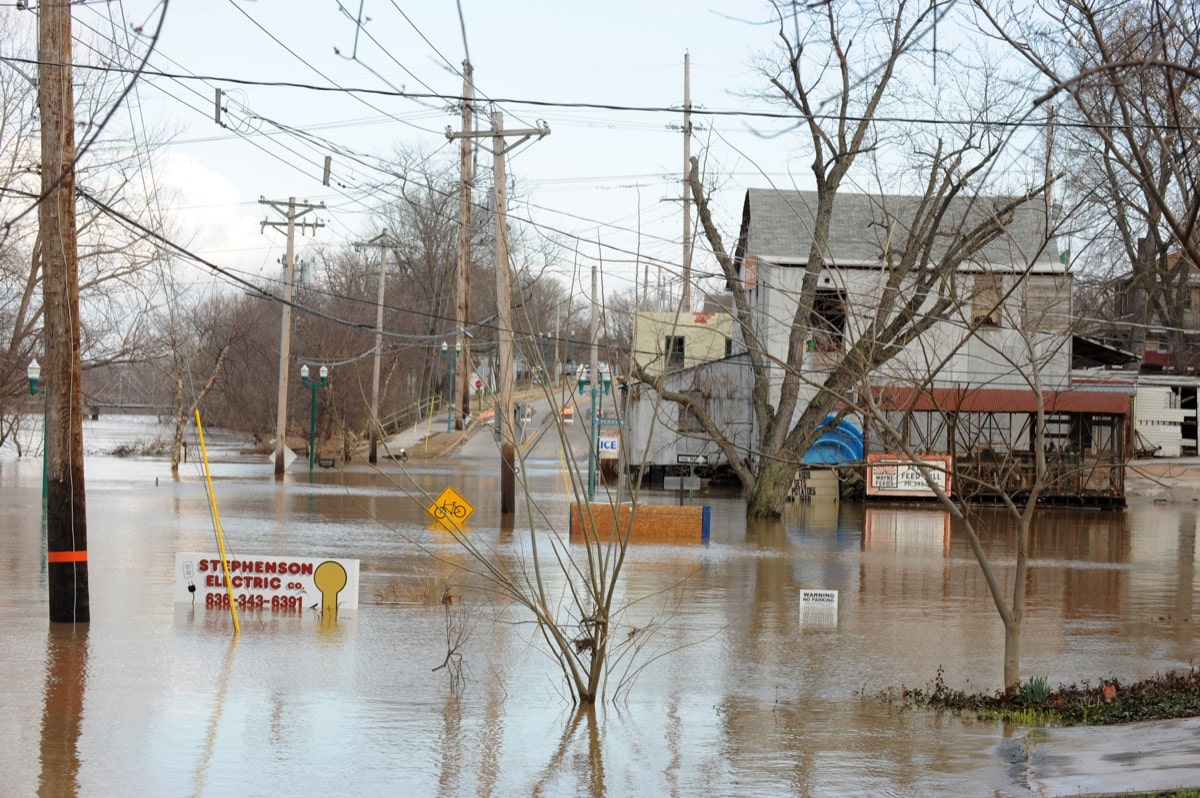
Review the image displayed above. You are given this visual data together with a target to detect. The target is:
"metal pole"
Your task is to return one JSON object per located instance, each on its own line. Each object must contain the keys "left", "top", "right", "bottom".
{"left": 588, "top": 380, "right": 597, "bottom": 500}
{"left": 588, "top": 261, "right": 600, "bottom": 501}
{"left": 308, "top": 378, "right": 317, "bottom": 472}
{"left": 301, "top": 365, "right": 327, "bottom": 472}
{"left": 446, "top": 348, "right": 456, "bottom": 433}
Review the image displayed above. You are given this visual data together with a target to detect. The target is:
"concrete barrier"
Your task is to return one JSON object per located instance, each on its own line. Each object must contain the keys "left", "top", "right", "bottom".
{"left": 569, "top": 502, "right": 710, "bottom": 544}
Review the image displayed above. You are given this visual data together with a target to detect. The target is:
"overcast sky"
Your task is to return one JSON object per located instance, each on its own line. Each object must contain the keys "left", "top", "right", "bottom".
{"left": 6, "top": 1, "right": 975, "bottom": 304}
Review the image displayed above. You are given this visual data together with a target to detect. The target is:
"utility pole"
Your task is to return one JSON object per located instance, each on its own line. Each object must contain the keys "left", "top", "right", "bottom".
{"left": 353, "top": 230, "right": 398, "bottom": 463}
{"left": 40, "top": 0, "right": 89, "bottom": 623}
{"left": 681, "top": 52, "right": 693, "bottom": 313}
{"left": 455, "top": 62, "right": 475, "bottom": 430}
{"left": 260, "top": 197, "right": 324, "bottom": 478}
{"left": 447, "top": 111, "right": 549, "bottom": 514}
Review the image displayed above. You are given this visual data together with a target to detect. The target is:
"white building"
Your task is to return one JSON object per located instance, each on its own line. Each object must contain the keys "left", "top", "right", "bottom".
{"left": 624, "top": 189, "right": 1130, "bottom": 503}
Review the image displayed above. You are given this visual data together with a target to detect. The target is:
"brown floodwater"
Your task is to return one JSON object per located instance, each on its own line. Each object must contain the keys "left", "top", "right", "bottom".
{"left": 1, "top": 416, "right": 1197, "bottom": 796}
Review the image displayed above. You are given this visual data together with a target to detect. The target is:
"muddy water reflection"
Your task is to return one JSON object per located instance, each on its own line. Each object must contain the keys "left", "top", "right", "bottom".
{"left": 1, "top": 420, "right": 1198, "bottom": 795}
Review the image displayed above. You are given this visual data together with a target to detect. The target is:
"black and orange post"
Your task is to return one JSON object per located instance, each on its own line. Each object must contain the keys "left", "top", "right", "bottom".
{"left": 39, "top": 0, "right": 90, "bottom": 625}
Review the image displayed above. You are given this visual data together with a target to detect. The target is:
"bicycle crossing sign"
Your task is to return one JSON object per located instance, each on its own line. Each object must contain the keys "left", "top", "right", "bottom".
{"left": 428, "top": 485, "right": 474, "bottom": 531}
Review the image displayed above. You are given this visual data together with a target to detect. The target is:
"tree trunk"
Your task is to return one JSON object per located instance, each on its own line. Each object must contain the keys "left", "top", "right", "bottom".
{"left": 1003, "top": 617, "right": 1022, "bottom": 696}
{"left": 747, "top": 458, "right": 795, "bottom": 518}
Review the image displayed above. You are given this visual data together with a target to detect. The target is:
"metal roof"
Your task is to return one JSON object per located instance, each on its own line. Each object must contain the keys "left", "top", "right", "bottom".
{"left": 739, "top": 189, "right": 1063, "bottom": 272}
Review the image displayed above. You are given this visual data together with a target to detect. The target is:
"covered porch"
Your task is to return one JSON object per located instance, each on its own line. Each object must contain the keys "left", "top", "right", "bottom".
{"left": 868, "top": 386, "right": 1131, "bottom": 506}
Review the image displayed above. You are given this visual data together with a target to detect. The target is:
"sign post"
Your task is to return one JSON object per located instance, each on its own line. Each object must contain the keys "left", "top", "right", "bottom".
{"left": 427, "top": 485, "right": 475, "bottom": 532}
{"left": 674, "top": 453, "right": 705, "bottom": 506}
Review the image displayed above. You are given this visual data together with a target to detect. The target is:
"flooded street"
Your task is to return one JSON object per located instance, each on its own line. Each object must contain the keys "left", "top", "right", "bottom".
{"left": 2, "top": 417, "right": 1198, "bottom": 796}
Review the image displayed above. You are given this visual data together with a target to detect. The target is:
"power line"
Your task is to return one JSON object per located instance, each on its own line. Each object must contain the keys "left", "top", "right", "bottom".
{"left": 8, "top": 56, "right": 1197, "bottom": 133}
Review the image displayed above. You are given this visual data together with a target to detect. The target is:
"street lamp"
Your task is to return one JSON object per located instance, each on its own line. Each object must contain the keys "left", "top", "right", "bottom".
{"left": 27, "top": 358, "right": 47, "bottom": 506}
{"left": 578, "top": 363, "right": 613, "bottom": 501}
{"left": 27, "top": 357, "right": 40, "bottom": 395}
{"left": 300, "top": 364, "right": 328, "bottom": 472}
{"left": 442, "top": 339, "right": 460, "bottom": 433}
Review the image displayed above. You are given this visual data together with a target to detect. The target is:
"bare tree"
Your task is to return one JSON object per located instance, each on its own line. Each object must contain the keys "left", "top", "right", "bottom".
{"left": 0, "top": 14, "right": 184, "bottom": 450}
{"left": 978, "top": 0, "right": 1200, "bottom": 363}
{"left": 655, "top": 0, "right": 1047, "bottom": 517}
{"left": 860, "top": 259, "right": 1081, "bottom": 694}
{"left": 148, "top": 291, "right": 255, "bottom": 472}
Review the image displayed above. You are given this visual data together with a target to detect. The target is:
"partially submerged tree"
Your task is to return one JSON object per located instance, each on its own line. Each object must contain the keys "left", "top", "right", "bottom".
{"left": 646, "top": 0, "right": 1048, "bottom": 516}
{"left": 860, "top": 248, "right": 1083, "bottom": 693}
{"left": 154, "top": 291, "right": 254, "bottom": 472}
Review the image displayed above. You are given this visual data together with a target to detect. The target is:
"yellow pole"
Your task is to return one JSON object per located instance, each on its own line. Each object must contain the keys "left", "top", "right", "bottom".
{"left": 194, "top": 410, "right": 240, "bottom": 636}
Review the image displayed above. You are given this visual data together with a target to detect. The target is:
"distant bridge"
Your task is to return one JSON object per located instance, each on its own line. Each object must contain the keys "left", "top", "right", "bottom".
{"left": 81, "top": 398, "right": 176, "bottom": 418}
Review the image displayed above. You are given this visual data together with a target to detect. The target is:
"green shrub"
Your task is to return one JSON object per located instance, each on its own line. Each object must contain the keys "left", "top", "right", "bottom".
{"left": 1022, "top": 675, "right": 1051, "bottom": 704}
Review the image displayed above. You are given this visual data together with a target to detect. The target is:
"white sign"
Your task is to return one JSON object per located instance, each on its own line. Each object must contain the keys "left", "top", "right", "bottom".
{"left": 664, "top": 476, "right": 701, "bottom": 491}
{"left": 598, "top": 436, "right": 620, "bottom": 460}
{"left": 799, "top": 589, "right": 838, "bottom": 610}
{"left": 866, "top": 455, "right": 952, "bottom": 497}
{"left": 799, "top": 589, "right": 839, "bottom": 627}
{"left": 677, "top": 453, "right": 706, "bottom": 465}
{"left": 175, "top": 553, "right": 360, "bottom": 614}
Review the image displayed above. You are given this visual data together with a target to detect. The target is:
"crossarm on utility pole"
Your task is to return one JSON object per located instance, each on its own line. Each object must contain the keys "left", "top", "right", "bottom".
{"left": 260, "top": 197, "right": 325, "bottom": 479}
{"left": 445, "top": 113, "right": 549, "bottom": 514}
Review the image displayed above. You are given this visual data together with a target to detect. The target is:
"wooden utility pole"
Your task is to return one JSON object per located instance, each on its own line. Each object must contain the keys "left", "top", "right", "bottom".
{"left": 40, "top": 0, "right": 89, "bottom": 623}
{"left": 447, "top": 111, "right": 548, "bottom": 514}
{"left": 681, "top": 52, "right": 693, "bottom": 312}
{"left": 260, "top": 197, "right": 324, "bottom": 478}
{"left": 353, "top": 230, "right": 398, "bottom": 463}
{"left": 455, "top": 62, "right": 474, "bottom": 430}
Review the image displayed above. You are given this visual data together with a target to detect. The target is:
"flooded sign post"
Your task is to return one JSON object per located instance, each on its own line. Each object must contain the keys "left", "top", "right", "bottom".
{"left": 866, "top": 454, "right": 953, "bottom": 498}
{"left": 799, "top": 589, "right": 839, "bottom": 627}
{"left": 428, "top": 485, "right": 475, "bottom": 533}
{"left": 669, "top": 453, "right": 704, "bottom": 506}
{"left": 175, "top": 553, "right": 360, "bottom": 616}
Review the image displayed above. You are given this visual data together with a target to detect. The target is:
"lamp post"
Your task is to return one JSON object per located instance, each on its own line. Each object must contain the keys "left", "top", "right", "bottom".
{"left": 540, "top": 332, "right": 551, "bottom": 385}
{"left": 300, "top": 364, "right": 328, "bottom": 472}
{"left": 579, "top": 363, "right": 612, "bottom": 501}
{"left": 442, "top": 340, "right": 460, "bottom": 432}
{"left": 27, "top": 358, "right": 46, "bottom": 506}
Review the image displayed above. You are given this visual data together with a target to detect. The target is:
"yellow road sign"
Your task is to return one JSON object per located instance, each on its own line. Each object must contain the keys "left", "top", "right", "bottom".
{"left": 427, "top": 485, "right": 474, "bottom": 531}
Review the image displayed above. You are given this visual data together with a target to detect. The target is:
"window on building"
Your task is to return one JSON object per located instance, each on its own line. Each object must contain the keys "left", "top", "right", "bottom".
{"left": 972, "top": 274, "right": 1002, "bottom": 327}
{"left": 665, "top": 336, "right": 685, "bottom": 368}
{"left": 1020, "top": 275, "right": 1070, "bottom": 332}
{"left": 809, "top": 289, "right": 846, "bottom": 351}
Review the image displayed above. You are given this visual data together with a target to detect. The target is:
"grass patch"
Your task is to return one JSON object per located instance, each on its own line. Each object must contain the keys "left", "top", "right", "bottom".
{"left": 373, "top": 567, "right": 449, "bottom": 606}
{"left": 975, "top": 706, "right": 1062, "bottom": 727}
{"left": 886, "top": 666, "right": 1200, "bottom": 727}
{"left": 1080, "top": 787, "right": 1200, "bottom": 792}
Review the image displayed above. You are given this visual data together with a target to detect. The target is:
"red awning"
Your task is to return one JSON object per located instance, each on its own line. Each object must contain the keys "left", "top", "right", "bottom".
{"left": 872, "top": 386, "right": 1130, "bottom": 415}
{"left": 1143, "top": 350, "right": 1175, "bottom": 368}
